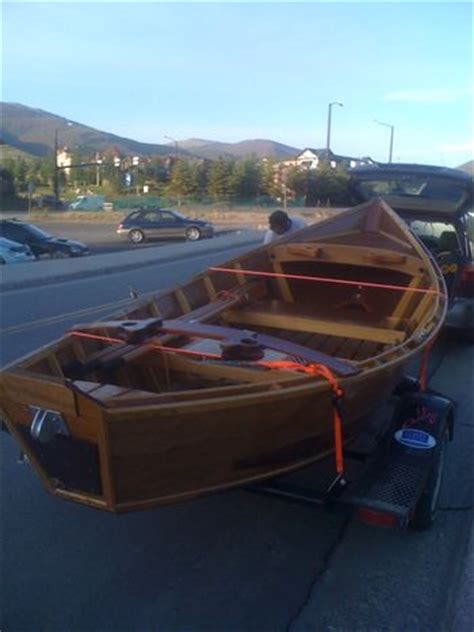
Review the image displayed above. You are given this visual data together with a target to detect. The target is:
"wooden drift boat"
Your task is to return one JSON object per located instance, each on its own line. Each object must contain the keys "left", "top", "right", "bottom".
{"left": 0, "top": 199, "right": 448, "bottom": 512}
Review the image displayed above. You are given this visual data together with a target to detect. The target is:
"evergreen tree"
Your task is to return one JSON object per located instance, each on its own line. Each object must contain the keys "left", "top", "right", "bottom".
{"left": 168, "top": 160, "right": 195, "bottom": 198}
{"left": 305, "top": 165, "right": 350, "bottom": 206}
{"left": 0, "top": 167, "right": 15, "bottom": 197}
{"left": 286, "top": 166, "right": 308, "bottom": 199}
{"left": 207, "top": 157, "right": 233, "bottom": 199}
{"left": 230, "top": 157, "right": 261, "bottom": 200}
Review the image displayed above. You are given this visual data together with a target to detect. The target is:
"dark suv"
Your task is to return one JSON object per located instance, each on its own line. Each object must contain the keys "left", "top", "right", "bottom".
{"left": 349, "top": 164, "right": 473, "bottom": 340}
{"left": 116, "top": 208, "right": 215, "bottom": 244}
{"left": 0, "top": 219, "right": 89, "bottom": 258}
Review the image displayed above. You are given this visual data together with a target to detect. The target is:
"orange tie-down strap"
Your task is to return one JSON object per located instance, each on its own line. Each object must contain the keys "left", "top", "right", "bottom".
{"left": 69, "top": 331, "right": 346, "bottom": 476}
{"left": 262, "top": 360, "right": 345, "bottom": 476}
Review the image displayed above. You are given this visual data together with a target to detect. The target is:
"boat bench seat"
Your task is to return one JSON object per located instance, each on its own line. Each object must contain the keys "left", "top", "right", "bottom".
{"left": 223, "top": 301, "right": 407, "bottom": 345}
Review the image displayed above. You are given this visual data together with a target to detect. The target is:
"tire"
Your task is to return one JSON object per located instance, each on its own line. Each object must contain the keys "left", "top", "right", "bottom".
{"left": 0, "top": 257, "right": 5, "bottom": 265}
{"left": 129, "top": 229, "right": 145, "bottom": 244}
{"left": 411, "top": 428, "right": 448, "bottom": 531}
{"left": 51, "top": 250, "right": 70, "bottom": 259}
{"left": 186, "top": 226, "right": 201, "bottom": 242}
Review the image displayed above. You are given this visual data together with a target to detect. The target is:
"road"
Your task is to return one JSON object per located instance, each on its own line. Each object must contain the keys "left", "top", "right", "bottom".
{"left": 2, "top": 215, "right": 248, "bottom": 255}
{"left": 0, "top": 246, "right": 473, "bottom": 632}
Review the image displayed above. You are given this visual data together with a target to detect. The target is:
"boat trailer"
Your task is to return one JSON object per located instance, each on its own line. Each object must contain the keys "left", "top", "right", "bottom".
{"left": 248, "top": 375, "right": 455, "bottom": 531}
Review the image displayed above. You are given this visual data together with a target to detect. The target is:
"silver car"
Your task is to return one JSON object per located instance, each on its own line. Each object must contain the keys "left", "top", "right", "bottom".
{"left": 0, "top": 236, "right": 36, "bottom": 264}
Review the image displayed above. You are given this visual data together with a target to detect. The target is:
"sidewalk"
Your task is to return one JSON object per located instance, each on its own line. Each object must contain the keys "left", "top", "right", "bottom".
{"left": 0, "top": 230, "right": 262, "bottom": 292}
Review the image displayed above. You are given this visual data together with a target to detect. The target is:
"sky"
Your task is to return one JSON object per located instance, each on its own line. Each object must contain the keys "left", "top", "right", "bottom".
{"left": 2, "top": 2, "right": 473, "bottom": 167}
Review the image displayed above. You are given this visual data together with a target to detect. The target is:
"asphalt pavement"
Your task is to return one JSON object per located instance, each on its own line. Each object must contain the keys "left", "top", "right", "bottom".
{"left": 0, "top": 236, "right": 472, "bottom": 631}
{"left": 0, "top": 229, "right": 262, "bottom": 291}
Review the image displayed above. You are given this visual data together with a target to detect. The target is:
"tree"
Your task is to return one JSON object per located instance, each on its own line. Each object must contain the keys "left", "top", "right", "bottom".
{"left": 101, "top": 156, "right": 124, "bottom": 194}
{"left": 190, "top": 161, "right": 209, "bottom": 198}
{"left": 0, "top": 167, "right": 15, "bottom": 197}
{"left": 207, "top": 157, "right": 233, "bottom": 200}
{"left": 12, "top": 159, "right": 29, "bottom": 192}
{"left": 286, "top": 166, "right": 308, "bottom": 200}
{"left": 305, "top": 165, "right": 351, "bottom": 206}
{"left": 168, "top": 160, "right": 195, "bottom": 199}
{"left": 230, "top": 157, "right": 261, "bottom": 200}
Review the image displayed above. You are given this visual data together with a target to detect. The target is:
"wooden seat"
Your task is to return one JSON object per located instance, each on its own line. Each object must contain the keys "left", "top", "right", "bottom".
{"left": 223, "top": 301, "right": 406, "bottom": 346}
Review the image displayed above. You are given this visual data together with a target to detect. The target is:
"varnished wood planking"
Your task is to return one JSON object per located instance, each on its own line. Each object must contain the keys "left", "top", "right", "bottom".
{"left": 0, "top": 199, "right": 448, "bottom": 511}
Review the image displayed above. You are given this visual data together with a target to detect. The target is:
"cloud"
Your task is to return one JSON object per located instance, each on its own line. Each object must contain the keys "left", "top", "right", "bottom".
{"left": 383, "top": 88, "right": 472, "bottom": 103}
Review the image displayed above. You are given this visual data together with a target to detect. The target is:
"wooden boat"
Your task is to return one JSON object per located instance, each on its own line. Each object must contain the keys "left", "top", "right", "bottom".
{"left": 0, "top": 199, "right": 447, "bottom": 512}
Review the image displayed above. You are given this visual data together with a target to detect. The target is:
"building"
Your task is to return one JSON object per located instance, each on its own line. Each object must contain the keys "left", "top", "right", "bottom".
{"left": 56, "top": 146, "right": 73, "bottom": 178}
{"left": 295, "top": 148, "right": 375, "bottom": 171}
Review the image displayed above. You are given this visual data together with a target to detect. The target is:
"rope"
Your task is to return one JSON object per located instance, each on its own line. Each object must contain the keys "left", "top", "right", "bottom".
{"left": 209, "top": 266, "right": 443, "bottom": 296}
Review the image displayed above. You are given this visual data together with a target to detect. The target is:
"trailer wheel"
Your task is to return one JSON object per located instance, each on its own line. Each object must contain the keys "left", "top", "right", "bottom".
{"left": 411, "top": 428, "right": 448, "bottom": 531}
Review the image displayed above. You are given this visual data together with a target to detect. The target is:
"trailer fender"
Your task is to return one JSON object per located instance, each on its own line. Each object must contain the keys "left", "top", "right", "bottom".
{"left": 392, "top": 391, "right": 455, "bottom": 447}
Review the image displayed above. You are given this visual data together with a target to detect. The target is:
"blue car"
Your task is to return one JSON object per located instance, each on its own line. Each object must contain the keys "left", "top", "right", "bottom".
{"left": 116, "top": 208, "right": 215, "bottom": 244}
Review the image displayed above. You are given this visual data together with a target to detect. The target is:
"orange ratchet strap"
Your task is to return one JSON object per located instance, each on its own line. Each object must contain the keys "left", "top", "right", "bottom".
{"left": 262, "top": 360, "right": 345, "bottom": 477}
{"left": 69, "top": 332, "right": 346, "bottom": 477}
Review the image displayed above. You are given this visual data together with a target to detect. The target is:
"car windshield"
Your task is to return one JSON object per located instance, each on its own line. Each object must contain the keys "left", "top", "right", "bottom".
{"left": 25, "top": 224, "right": 51, "bottom": 239}
{"left": 356, "top": 175, "right": 469, "bottom": 213}
{"left": 408, "top": 219, "right": 461, "bottom": 255}
{"left": 170, "top": 210, "right": 187, "bottom": 220}
{"left": 24, "top": 224, "right": 52, "bottom": 240}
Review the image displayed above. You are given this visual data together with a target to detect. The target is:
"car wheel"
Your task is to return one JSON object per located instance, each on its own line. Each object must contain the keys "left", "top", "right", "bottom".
{"left": 51, "top": 250, "right": 71, "bottom": 259}
{"left": 0, "top": 256, "right": 5, "bottom": 265}
{"left": 186, "top": 226, "right": 201, "bottom": 241}
{"left": 129, "top": 229, "right": 145, "bottom": 244}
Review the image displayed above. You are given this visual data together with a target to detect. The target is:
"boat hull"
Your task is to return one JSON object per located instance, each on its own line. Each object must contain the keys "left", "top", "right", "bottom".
{"left": 1, "top": 358, "right": 406, "bottom": 512}
{"left": 0, "top": 199, "right": 447, "bottom": 512}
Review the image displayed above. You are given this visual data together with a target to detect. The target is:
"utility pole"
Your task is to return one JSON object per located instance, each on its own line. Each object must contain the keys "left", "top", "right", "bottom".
{"left": 375, "top": 120, "right": 395, "bottom": 163}
{"left": 53, "top": 129, "right": 59, "bottom": 209}
{"left": 326, "top": 101, "right": 343, "bottom": 153}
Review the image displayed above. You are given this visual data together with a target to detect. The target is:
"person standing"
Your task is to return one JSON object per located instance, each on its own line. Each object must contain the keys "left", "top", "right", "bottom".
{"left": 263, "top": 210, "right": 306, "bottom": 244}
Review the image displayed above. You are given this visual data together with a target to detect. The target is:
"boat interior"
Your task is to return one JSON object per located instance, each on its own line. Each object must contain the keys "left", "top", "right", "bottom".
{"left": 17, "top": 224, "right": 441, "bottom": 406}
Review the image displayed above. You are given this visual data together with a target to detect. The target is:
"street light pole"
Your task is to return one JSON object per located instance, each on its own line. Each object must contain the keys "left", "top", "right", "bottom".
{"left": 53, "top": 129, "right": 59, "bottom": 208}
{"left": 374, "top": 120, "right": 395, "bottom": 163}
{"left": 326, "top": 101, "right": 343, "bottom": 153}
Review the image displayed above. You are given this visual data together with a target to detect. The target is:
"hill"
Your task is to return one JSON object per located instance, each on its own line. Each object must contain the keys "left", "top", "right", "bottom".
{"left": 177, "top": 138, "right": 299, "bottom": 160}
{"left": 0, "top": 141, "right": 36, "bottom": 162}
{"left": 457, "top": 160, "right": 474, "bottom": 176}
{"left": 1, "top": 103, "right": 172, "bottom": 158}
{"left": 2, "top": 103, "right": 300, "bottom": 161}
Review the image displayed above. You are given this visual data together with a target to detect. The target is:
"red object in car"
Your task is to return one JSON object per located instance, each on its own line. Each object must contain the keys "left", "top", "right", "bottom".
{"left": 458, "top": 261, "right": 474, "bottom": 298}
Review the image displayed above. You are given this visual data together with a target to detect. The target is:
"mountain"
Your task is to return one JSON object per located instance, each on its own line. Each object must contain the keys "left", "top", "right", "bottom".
{"left": 2, "top": 103, "right": 300, "bottom": 161}
{"left": 457, "top": 160, "right": 474, "bottom": 176}
{"left": 176, "top": 138, "right": 300, "bottom": 160}
{"left": 0, "top": 103, "right": 171, "bottom": 158}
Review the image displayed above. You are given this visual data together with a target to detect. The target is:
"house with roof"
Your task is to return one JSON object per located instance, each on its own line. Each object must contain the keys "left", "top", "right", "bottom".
{"left": 295, "top": 148, "right": 375, "bottom": 171}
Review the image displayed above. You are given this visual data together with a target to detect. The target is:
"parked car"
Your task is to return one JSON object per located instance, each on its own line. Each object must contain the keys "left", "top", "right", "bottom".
{"left": 69, "top": 195, "right": 106, "bottom": 211}
{"left": 35, "top": 195, "right": 66, "bottom": 210}
{"left": 0, "top": 236, "right": 36, "bottom": 264}
{"left": 349, "top": 163, "right": 473, "bottom": 340}
{"left": 116, "top": 208, "right": 215, "bottom": 243}
{"left": 0, "top": 219, "right": 89, "bottom": 258}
